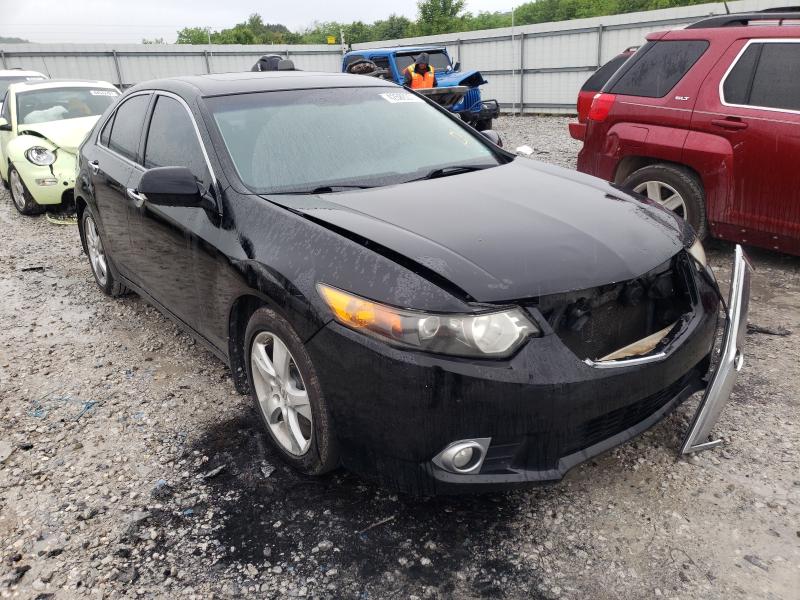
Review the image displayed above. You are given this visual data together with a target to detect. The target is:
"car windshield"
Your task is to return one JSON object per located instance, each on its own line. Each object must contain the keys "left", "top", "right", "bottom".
{"left": 207, "top": 87, "right": 500, "bottom": 194}
{"left": 1, "top": 76, "right": 46, "bottom": 100}
{"left": 395, "top": 51, "right": 452, "bottom": 72}
{"left": 16, "top": 86, "right": 119, "bottom": 124}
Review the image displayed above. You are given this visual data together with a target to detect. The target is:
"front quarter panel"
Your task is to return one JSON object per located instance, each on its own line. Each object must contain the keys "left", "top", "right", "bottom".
{"left": 6, "top": 135, "right": 75, "bottom": 205}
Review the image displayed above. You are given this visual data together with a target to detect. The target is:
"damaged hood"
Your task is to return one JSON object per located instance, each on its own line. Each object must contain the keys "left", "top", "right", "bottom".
{"left": 18, "top": 116, "right": 99, "bottom": 154}
{"left": 436, "top": 69, "right": 487, "bottom": 88}
{"left": 266, "top": 160, "right": 688, "bottom": 303}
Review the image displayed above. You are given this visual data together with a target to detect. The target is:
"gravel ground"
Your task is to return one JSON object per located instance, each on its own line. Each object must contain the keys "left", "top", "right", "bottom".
{"left": 1, "top": 115, "right": 798, "bottom": 600}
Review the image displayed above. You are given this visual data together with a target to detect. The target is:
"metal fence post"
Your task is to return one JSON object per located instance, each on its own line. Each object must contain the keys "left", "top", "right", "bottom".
{"left": 596, "top": 24, "right": 604, "bottom": 67}
{"left": 203, "top": 49, "right": 211, "bottom": 73}
{"left": 519, "top": 35, "right": 525, "bottom": 116}
{"left": 1, "top": 50, "right": 6, "bottom": 69}
{"left": 111, "top": 50, "right": 123, "bottom": 88}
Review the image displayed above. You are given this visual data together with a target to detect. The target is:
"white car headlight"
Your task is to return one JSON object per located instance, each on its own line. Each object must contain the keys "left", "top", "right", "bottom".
{"left": 688, "top": 238, "right": 707, "bottom": 268}
{"left": 25, "top": 146, "right": 56, "bottom": 166}
{"left": 318, "top": 283, "right": 539, "bottom": 358}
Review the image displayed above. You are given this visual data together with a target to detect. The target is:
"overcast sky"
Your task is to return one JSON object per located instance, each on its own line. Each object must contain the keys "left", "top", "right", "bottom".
{"left": 1, "top": 0, "right": 514, "bottom": 44}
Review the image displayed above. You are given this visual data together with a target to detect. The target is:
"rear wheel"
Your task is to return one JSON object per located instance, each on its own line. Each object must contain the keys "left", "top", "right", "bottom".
{"left": 79, "top": 208, "right": 128, "bottom": 297}
{"left": 622, "top": 164, "right": 707, "bottom": 239}
{"left": 8, "top": 167, "right": 45, "bottom": 215}
{"left": 245, "top": 307, "right": 338, "bottom": 475}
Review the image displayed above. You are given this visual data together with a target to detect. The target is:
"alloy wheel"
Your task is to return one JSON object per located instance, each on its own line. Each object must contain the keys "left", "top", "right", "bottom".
{"left": 9, "top": 170, "right": 26, "bottom": 212}
{"left": 251, "top": 331, "right": 313, "bottom": 456}
{"left": 633, "top": 180, "right": 687, "bottom": 219}
{"left": 84, "top": 215, "right": 108, "bottom": 287}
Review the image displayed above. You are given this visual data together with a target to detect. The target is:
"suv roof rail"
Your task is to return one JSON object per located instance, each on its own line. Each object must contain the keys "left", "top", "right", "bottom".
{"left": 687, "top": 11, "right": 800, "bottom": 29}
{"left": 759, "top": 6, "right": 800, "bottom": 12}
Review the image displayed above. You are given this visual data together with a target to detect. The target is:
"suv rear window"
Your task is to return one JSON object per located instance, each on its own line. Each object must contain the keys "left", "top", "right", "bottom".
{"left": 724, "top": 42, "right": 800, "bottom": 112}
{"left": 605, "top": 40, "right": 709, "bottom": 98}
{"left": 581, "top": 53, "right": 631, "bottom": 93}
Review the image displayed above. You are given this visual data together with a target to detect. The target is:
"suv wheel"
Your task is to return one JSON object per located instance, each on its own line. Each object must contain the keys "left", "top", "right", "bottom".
{"left": 245, "top": 307, "right": 339, "bottom": 475}
{"left": 79, "top": 208, "right": 128, "bottom": 297}
{"left": 623, "top": 164, "right": 707, "bottom": 238}
{"left": 8, "top": 167, "right": 45, "bottom": 215}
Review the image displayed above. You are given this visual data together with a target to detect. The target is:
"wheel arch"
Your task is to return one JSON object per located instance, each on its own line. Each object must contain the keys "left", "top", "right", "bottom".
{"left": 75, "top": 195, "right": 89, "bottom": 254}
{"left": 227, "top": 292, "right": 277, "bottom": 395}
{"left": 613, "top": 156, "right": 703, "bottom": 188}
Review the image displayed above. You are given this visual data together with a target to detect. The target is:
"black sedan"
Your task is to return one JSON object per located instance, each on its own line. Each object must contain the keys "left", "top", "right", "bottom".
{"left": 74, "top": 72, "right": 750, "bottom": 494}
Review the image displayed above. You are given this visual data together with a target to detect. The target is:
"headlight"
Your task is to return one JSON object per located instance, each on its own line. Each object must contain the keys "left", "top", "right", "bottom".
{"left": 25, "top": 146, "right": 56, "bottom": 166}
{"left": 317, "top": 284, "right": 538, "bottom": 358}
{"left": 687, "top": 238, "right": 707, "bottom": 268}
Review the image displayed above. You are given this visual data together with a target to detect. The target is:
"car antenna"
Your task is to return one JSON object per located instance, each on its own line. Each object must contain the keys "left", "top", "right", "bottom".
{"left": 722, "top": 1, "right": 730, "bottom": 14}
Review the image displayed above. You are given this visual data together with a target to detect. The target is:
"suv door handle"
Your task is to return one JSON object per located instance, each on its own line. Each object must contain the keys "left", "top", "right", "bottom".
{"left": 711, "top": 118, "right": 748, "bottom": 131}
{"left": 126, "top": 188, "right": 147, "bottom": 206}
{"left": 89, "top": 160, "right": 100, "bottom": 175}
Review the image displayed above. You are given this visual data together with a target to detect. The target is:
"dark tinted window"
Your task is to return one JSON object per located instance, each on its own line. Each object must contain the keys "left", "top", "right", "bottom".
{"left": 144, "top": 95, "right": 209, "bottom": 186}
{"left": 607, "top": 41, "right": 709, "bottom": 98}
{"left": 749, "top": 43, "right": 800, "bottom": 111}
{"left": 582, "top": 53, "right": 632, "bottom": 92}
{"left": 395, "top": 51, "right": 451, "bottom": 72}
{"left": 108, "top": 94, "right": 150, "bottom": 162}
{"left": 372, "top": 56, "right": 391, "bottom": 70}
{"left": 99, "top": 114, "right": 114, "bottom": 146}
{"left": 723, "top": 44, "right": 762, "bottom": 105}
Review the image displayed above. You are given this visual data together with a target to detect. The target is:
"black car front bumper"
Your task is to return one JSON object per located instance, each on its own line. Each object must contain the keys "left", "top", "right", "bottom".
{"left": 305, "top": 261, "right": 724, "bottom": 495}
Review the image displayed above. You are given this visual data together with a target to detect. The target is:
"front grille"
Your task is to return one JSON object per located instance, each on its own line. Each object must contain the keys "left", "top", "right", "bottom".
{"left": 559, "top": 367, "right": 698, "bottom": 457}
{"left": 462, "top": 88, "right": 481, "bottom": 112}
{"left": 538, "top": 253, "right": 694, "bottom": 361}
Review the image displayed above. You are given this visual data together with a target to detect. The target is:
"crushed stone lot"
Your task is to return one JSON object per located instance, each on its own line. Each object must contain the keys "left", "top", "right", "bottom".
{"left": 1, "top": 115, "right": 798, "bottom": 599}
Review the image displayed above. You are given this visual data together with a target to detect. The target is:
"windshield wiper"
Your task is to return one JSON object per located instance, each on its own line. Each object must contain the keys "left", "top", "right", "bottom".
{"left": 272, "top": 184, "right": 376, "bottom": 195}
{"left": 406, "top": 164, "right": 494, "bottom": 183}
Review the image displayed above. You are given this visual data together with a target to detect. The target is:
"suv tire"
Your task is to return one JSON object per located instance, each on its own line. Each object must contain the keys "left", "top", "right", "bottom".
{"left": 245, "top": 307, "right": 339, "bottom": 476}
{"left": 622, "top": 164, "right": 707, "bottom": 239}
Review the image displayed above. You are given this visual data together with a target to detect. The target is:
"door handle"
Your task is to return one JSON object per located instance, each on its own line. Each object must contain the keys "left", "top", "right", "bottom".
{"left": 126, "top": 188, "right": 147, "bottom": 206}
{"left": 711, "top": 118, "right": 748, "bottom": 131}
{"left": 89, "top": 160, "right": 100, "bottom": 175}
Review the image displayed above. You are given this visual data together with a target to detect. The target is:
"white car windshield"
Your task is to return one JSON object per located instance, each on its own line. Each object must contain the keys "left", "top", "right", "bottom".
{"left": 207, "top": 86, "right": 500, "bottom": 194}
{"left": 16, "top": 87, "right": 119, "bottom": 124}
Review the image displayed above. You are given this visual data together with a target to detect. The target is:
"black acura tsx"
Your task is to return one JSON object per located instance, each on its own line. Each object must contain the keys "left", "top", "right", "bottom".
{"left": 74, "top": 71, "right": 751, "bottom": 494}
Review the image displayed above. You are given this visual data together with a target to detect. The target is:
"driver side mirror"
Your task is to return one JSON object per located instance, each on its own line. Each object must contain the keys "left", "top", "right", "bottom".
{"left": 480, "top": 130, "right": 503, "bottom": 148}
{"left": 0, "top": 117, "right": 11, "bottom": 132}
{"left": 138, "top": 166, "right": 203, "bottom": 207}
{"left": 453, "top": 61, "right": 461, "bottom": 72}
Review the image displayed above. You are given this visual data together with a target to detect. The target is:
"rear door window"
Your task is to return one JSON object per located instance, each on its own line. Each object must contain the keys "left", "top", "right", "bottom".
{"left": 107, "top": 94, "right": 150, "bottom": 162}
{"left": 722, "top": 43, "right": 762, "bottom": 105}
{"left": 748, "top": 43, "right": 800, "bottom": 112}
{"left": 606, "top": 40, "right": 709, "bottom": 98}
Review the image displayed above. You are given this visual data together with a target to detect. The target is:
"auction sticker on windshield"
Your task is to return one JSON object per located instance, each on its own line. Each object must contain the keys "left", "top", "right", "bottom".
{"left": 90, "top": 90, "right": 119, "bottom": 96}
{"left": 380, "top": 92, "right": 423, "bottom": 103}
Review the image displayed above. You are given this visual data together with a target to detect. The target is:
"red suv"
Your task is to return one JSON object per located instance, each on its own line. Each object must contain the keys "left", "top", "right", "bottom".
{"left": 576, "top": 10, "right": 800, "bottom": 255}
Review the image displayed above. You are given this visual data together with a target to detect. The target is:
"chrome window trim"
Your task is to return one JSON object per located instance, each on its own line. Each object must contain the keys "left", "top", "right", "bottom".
{"left": 719, "top": 38, "right": 800, "bottom": 117}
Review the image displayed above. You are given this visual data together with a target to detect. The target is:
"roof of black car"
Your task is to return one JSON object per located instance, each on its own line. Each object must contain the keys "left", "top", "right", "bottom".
{"left": 131, "top": 71, "right": 398, "bottom": 97}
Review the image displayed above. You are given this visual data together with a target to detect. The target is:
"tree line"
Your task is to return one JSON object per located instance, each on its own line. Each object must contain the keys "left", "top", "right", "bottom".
{"left": 166, "top": 0, "right": 714, "bottom": 45}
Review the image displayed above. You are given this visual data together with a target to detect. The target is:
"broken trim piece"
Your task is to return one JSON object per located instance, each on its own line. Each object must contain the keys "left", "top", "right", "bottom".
{"left": 597, "top": 322, "right": 677, "bottom": 362}
{"left": 681, "top": 245, "right": 752, "bottom": 454}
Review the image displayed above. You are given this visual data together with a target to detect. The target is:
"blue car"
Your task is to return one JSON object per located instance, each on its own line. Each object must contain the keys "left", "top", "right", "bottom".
{"left": 342, "top": 46, "right": 499, "bottom": 130}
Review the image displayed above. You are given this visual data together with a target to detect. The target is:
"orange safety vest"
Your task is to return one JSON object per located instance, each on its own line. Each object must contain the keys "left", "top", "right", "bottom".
{"left": 405, "top": 65, "right": 435, "bottom": 89}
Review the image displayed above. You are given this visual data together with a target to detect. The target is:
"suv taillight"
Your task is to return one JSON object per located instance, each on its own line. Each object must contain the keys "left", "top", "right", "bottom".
{"left": 588, "top": 93, "right": 616, "bottom": 122}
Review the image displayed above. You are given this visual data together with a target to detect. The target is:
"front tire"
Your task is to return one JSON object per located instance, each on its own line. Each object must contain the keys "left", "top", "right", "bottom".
{"left": 79, "top": 208, "right": 128, "bottom": 297}
{"left": 8, "top": 167, "right": 45, "bottom": 215}
{"left": 622, "top": 164, "right": 707, "bottom": 239}
{"left": 245, "top": 307, "right": 338, "bottom": 475}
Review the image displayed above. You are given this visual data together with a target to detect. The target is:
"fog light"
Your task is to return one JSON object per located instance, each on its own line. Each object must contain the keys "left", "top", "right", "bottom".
{"left": 452, "top": 447, "right": 474, "bottom": 469}
{"left": 35, "top": 178, "right": 58, "bottom": 186}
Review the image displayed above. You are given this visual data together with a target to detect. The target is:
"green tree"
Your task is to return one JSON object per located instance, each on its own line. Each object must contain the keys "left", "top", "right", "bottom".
{"left": 372, "top": 14, "right": 414, "bottom": 41}
{"left": 416, "top": 0, "right": 467, "bottom": 36}
{"left": 176, "top": 27, "right": 211, "bottom": 44}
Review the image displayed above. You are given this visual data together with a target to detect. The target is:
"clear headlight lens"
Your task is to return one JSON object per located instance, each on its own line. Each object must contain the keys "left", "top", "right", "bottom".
{"left": 317, "top": 284, "right": 538, "bottom": 358}
{"left": 688, "top": 238, "right": 707, "bottom": 268}
{"left": 25, "top": 146, "right": 56, "bottom": 166}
